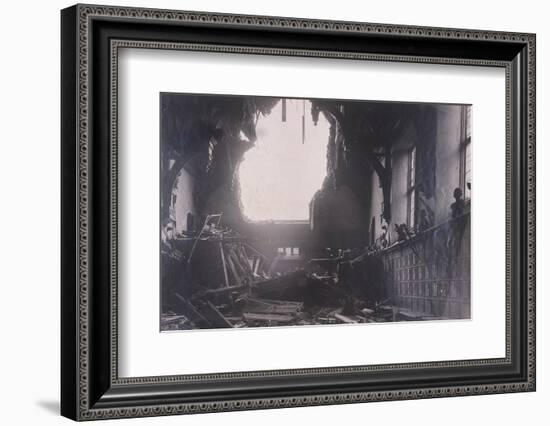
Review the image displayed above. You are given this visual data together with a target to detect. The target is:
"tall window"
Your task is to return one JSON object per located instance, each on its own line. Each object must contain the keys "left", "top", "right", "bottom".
{"left": 407, "top": 146, "right": 417, "bottom": 228}
{"left": 460, "top": 106, "right": 472, "bottom": 200}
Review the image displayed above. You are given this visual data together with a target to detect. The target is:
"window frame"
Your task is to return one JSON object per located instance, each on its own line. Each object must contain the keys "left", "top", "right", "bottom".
{"left": 460, "top": 105, "right": 472, "bottom": 201}
{"left": 406, "top": 145, "right": 417, "bottom": 228}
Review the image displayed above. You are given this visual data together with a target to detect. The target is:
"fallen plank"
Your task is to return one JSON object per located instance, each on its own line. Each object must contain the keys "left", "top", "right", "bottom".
{"left": 334, "top": 313, "right": 358, "bottom": 324}
{"left": 175, "top": 293, "right": 211, "bottom": 326}
{"left": 243, "top": 312, "right": 293, "bottom": 323}
{"left": 205, "top": 301, "right": 234, "bottom": 328}
{"left": 161, "top": 315, "right": 188, "bottom": 322}
{"left": 246, "top": 305, "right": 300, "bottom": 315}
{"left": 229, "top": 247, "right": 247, "bottom": 277}
{"left": 252, "top": 257, "right": 261, "bottom": 275}
{"left": 203, "top": 284, "right": 247, "bottom": 296}
{"left": 328, "top": 307, "right": 343, "bottom": 317}
{"left": 224, "top": 316, "right": 244, "bottom": 322}
{"left": 360, "top": 307, "right": 375, "bottom": 316}
{"left": 241, "top": 296, "right": 303, "bottom": 315}
{"left": 397, "top": 309, "right": 425, "bottom": 321}
{"left": 219, "top": 242, "right": 230, "bottom": 288}
{"left": 225, "top": 252, "right": 242, "bottom": 285}
{"left": 237, "top": 245, "right": 254, "bottom": 274}
{"left": 247, "top": 297, "right": 302, "bottom": 307}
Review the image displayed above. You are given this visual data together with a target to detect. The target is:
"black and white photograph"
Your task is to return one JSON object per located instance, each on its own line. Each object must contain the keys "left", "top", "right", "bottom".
{"left": 159, "top": 94, "right": 472, "bottom": 331}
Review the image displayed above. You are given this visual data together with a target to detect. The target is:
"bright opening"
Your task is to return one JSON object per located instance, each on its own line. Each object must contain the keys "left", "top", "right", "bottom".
{"left": 238, "top": 99, "right": 330, "bottom": 221}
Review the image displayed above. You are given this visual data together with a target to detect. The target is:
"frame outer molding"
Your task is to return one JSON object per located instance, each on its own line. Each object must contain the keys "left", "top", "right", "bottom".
{"left": 61, "top": 3, "right": 536, "bottom": 421}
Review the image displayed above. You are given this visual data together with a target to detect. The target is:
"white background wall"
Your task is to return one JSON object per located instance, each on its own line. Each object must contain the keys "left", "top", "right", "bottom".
{"left": 0, "top": 0, "right": 546, "bottom": 424}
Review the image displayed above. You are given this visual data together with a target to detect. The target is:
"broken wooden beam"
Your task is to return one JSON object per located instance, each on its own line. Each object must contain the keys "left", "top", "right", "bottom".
{"left": 205, "top": 301, "right": 234, "bottom": 328}
{"left": 360, "top": 307, "right": 375, "bottom": 316}
{"left": 175, "top": 293, "right": 211, "bottom": 326}
{"left": 333, "top": 313, "right": 358, "bottom": 324}
{"left": 202, "top": 284, "right": 247, "bottom": 296}
{"left": 245, "top": 305, "right": 301, "bottom": 315}
{"left": 225, "top": 252, "right": 242, "bottom": 285}
{"left": 396, "top": 309, "right": 425, "bottom": 321}
{"left": 240, "top": 296, "right": 303, "bottom": 315}
{"left": 243, "top": 312, "right": 293, "bottom": 323}
{"left": 219, "top": 242, "right": 230, "bottom": 288}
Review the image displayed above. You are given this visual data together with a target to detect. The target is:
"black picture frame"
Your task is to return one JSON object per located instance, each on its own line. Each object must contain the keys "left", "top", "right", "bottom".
{"left": 61, "top": 4, "right": 536, "bottom": 421}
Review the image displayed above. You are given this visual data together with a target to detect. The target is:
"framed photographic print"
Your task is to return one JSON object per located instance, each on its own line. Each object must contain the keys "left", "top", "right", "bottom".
{"left": 61, "top": 4, "right": 536, "bottom": 421}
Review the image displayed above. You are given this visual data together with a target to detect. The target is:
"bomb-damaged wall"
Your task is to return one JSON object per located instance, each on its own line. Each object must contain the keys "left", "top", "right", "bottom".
{"left": 365, "top": 104, "right": 471, "bottom": 318}
{"left": 367, "top": 104, "right": 468, "bottom": 244}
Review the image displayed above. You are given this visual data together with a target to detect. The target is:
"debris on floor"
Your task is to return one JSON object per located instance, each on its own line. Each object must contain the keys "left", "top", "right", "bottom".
{"left": 161, "top": 216, "right": 435, "bottom": 330}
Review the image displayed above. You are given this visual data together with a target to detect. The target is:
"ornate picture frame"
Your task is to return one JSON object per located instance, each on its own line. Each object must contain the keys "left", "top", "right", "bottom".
{"left": 61, "top": 4, "right": 535, "bottom": 421}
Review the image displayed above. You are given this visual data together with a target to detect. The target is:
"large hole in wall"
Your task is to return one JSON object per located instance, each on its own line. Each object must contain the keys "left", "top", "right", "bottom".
{"left": 238, "top": 99, "right": 331, "bottom": 222}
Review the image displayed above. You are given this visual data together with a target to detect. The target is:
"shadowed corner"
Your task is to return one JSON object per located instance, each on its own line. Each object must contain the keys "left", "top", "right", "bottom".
{"left": 36, "top": 400, "right": 59, "bottom": 416}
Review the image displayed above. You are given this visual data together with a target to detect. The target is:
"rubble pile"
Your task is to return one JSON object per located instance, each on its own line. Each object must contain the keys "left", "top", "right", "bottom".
{"left": 161, "top": 215, "right": 436, "bottom": 331}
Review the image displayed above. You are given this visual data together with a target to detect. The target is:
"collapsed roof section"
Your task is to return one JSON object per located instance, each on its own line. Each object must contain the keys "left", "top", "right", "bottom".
{"left": 161, "top": 94, "right": 438, "bottom": 232}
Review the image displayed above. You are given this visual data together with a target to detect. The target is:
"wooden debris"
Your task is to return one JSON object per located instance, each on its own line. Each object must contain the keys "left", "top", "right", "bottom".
{"left": 202, "top": 284, "right": 247, "bottom": 296}
{"left": 397, "top": 309, "right": 427, "bottom": 321}
{"left": 243, "top": 312, "right": 293, "bottom": 323}
{"left": 361, "top": 307, "right": 375, "bottom": 316}
{"left": 204, "top": 301, "right": 234, "bottom": 328}
{"left": 225, "top": 251, "right": 242, "bottom": 285}
{"left": 328, "top": 307, "right": 343, "bottom": 317}
{"left": 160, "top": 314, "right": 190, "bottom": 330}
{"left": 219, "top": 242, "right": 230, "bottom": 287}
{"left": 253, "top": 270, "right": 307, "bottom": 297}
{"left": 333, "top": 313, "right": 358, "bottom": 324}
{"left": 161, "top": 314, "right": 187, "bottom": 322}
{"left": 175, "top": 293, "right": 210, "bottom": 326}
{"left": 166, "top": 220, "right": 439, "bottom": 330}
{"left": 240, "top": 296, "right": 303, "bottom": 315}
